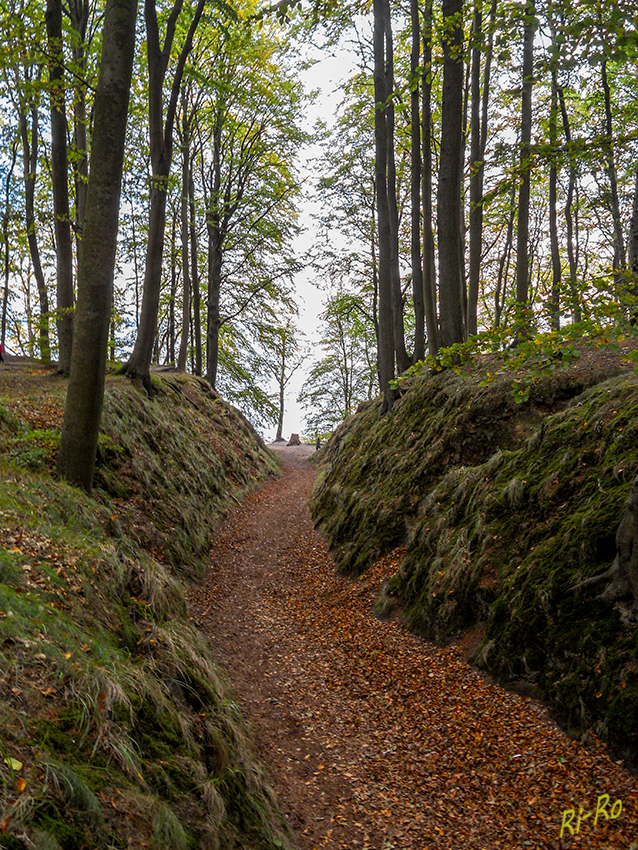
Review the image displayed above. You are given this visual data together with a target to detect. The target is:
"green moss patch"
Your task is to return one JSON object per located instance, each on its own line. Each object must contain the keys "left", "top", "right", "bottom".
{"left": 312, "top": 357, "right": 638, "bottom": 758}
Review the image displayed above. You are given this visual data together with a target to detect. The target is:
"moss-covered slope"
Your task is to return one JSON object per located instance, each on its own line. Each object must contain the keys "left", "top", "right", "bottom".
{"left": 311, "top": 358, "right": 638, "bottom": 758}
{"left": 0, "top": 370, "right": 290, "bottom": 850}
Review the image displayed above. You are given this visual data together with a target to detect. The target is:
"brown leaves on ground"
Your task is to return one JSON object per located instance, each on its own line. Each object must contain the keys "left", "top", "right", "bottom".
{"left": 189, "top": 449, "right": 638, "bottom": 850}
{"left": 0, "top": 363, "right": 66, "bottom": 430}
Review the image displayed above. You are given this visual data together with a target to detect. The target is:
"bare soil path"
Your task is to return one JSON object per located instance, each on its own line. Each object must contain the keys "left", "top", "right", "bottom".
{"left": 188, "top": 445, "right": 638, "bottom": 850}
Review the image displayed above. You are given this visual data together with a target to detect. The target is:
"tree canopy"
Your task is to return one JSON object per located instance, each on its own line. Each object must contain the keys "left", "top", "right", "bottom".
{"left": 1, "top": 0, "right": 638, "bottom": 486}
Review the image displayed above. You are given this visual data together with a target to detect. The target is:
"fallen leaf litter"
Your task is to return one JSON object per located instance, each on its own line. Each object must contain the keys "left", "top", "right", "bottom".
{"left": 189, "top": 446, "right": 637, "bottom": 850}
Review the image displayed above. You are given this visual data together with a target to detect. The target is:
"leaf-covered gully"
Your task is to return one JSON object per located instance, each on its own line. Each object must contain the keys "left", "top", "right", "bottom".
{"left": 189, "top": 445, "right": 638, "bottom": 850}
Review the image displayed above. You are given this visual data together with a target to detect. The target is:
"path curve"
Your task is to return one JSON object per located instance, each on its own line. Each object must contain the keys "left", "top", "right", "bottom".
{"left": 189, "top": 447, "right": 637, "bottom": 850}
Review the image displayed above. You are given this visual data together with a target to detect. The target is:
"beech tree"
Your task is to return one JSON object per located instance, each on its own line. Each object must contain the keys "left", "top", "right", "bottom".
{"left": 437, "top": 0, "right": 465, "bottom": 348}
{"left": 514, "top": 0, "right": 536, "bottom": 328}
{"left": 46, "top": 0, "right": 74, "bottom": 374}
{"left": 121, "top": 0, "right": 210, "bottom": 389}
{"left": 196, "top": 16, "right": 307, "bottom": 389}
{"left": 57, "top": 0, "right": 138, "bottom": 492}
{"left": 373, "top": 0, "right": 398, "bottom": 410}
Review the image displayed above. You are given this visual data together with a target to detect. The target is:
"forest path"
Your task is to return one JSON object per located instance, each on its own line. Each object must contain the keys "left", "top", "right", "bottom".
{"left": 188, "top": 446, "right": 637, "bottom": 850}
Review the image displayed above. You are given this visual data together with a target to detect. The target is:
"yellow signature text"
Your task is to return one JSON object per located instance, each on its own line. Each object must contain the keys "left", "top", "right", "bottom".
{"left": 560, "top": 794, "right": 622, "bottom": 838}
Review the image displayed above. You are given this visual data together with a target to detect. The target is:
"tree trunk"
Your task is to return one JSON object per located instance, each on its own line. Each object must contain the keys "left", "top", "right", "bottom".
{"left": 19, "top": 95, "right": 50, "bottom": 362}
{"left": 557, "top": 86, "right": 580, "bottom": 323}
{"left": 514, "top": 0, "right": 536, "bottom": 327}
{"left": 373, "top": 0, "right": 396, "bottom": 410}
{"left": 1, "top": 142, "right": 17, "bottom": 348}
{"left": 628, "top": 167, "right": 638, "bottom": 276}
{"left": 177, "top": 106, "right": 191, "bottom": 371}
{"left": 548, "top": 73, "right": 561, "bottom": 331}
{"left": 600, "top": 58, "right": 625, "bottom": 280}
{"left": 437, "top": 0, "right": 465, "bottom": 349}
{"left": 46, "top": 0, "right": 75, "bottom": 375}
{"left": 275, "top": 348, "right": 285, "bottom": 441}
{"left": 205, "top": 220, "right": 223, "bottom": 387}
{"left": 410, "top": 0, "right": 424, "bottom": 363}
{"left": 189, "top": 171, "right": 202, "bottom": 375}
{"left": 422, "top": 0, "right": 438, "bottom": 355}
{"left": 467, "top": 0, "right": 495, "bottom": 336}
{"left": 467, "top": 1, "right": 482, "bottom": 337}
{"left": 122, "top": 0, "right": 206, "bottom": 385}
{"left": 386, "top": 34, "right": 409, "bottom": 374}
{"left": 57, "top": 0, "right": 137, "bottom": 493}
{"left": 375, "top": 0, "right": 408, "bottom": 375}
{"left": 495, "top": 183, "right": 516, "bottom": 327}
{"left": 68, "top": 0, "right": 90, "bottom": 251}
{"left": 168, "top": 215, "right": 177, "bottom": 364}
{"left": 627, "top": 167, "right": 638, "bottom": 318}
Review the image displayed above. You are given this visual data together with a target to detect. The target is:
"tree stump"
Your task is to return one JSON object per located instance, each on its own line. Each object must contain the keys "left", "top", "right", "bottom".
{"left": 287, "top": 433, "right": 301, "bottom": 446}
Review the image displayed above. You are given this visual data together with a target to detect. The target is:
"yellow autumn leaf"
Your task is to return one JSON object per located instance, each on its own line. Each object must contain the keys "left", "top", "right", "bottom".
{"left": 16, "top": 777, "right": 26, "bottom": 793}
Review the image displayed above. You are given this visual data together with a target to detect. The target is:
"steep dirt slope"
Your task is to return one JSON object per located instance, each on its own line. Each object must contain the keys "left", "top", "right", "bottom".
{"left": 311, "top": 351, "right": 638, "bottom": 758}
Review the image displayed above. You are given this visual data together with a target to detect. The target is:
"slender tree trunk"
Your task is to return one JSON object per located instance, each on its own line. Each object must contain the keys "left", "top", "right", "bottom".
{"left": 122, "top": 0, "right": 206, "bottom": 386}
{"left": 276, "top": 348, "right": 285, "bottom": 441}
{"left": 68, "top": 0, "right": 89, "bottom": 251}
{"left": 410, "top": 0, "right": 424, "bottom": 362}
{"left": 130, "top": 195, "right": 141, "bottom": 326}
{"left": 627, "top": 167, "right": 638, "bottom": 318}
{"left": 600, "top": 58, "right": 626, "bottom": 279}
{"left": 189, "top": 171, "right": 202, "bottom": 374}
{"left": 437, "top": 0, "right": 465, "bottom": 349}
{"left": 377, "top": 0, "right": 408, "bottom": 375}
{"left": 109, "top": 290, "right": 116, "bottom": 360}
{"left": 373, "top": 0, "right": 396, "bottom": 410}
{"left": 495, "top": 183, "right": 516, "bottom": 327}
{"left": 19, "top": 94, "right": 50, "bottom": 362}
{"left": 467, "top": 0, "right": 495, "bottom": 336}
{"left": 422, "top": 0, "right": 438, "bottom": 355}
{"left": 205, "top": 221, "right": 223, "bottom": 387}
{"left": 168, "top": 215, "right": 177, "bottom": 364}
{"left": 557, "top": 86, "right": 580, "bottom": 322}
{"left": 548, "top": 73, "right": 561, "bottom": 331}
{"left": 371, "top": 178, "right": 380, "bottom": 346}
{"left": 467, "top": 1, "right": 482, "bottom": 337}
{"left": 177, "top": 107, "right": 191, "bottom": 371}
{"left": 514, "top": 0, "right": 536, "bottom": 328}
{"left": 628, "top": 167, "right": 638, "bottom": 275}
{"left": 1, "top": 142, "right": 17, "bottom": 347}
{"left": 46, "top": 0, "right": 75, "bottom": 374}
{"left": 460, "top": 49, "right": 471, "bottom": 324}
{"left": 57, "top": 0, "right": 138, "bottom": 493}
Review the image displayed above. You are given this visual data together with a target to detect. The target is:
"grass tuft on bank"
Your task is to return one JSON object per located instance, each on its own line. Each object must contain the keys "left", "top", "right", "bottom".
{"left": 0, "top": 367, "right": 290, "bottom": 850}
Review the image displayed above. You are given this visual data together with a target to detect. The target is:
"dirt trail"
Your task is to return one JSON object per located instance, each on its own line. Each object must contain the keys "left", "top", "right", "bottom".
{"left": 189, "top": 446, "right": 638, "bottom": 850}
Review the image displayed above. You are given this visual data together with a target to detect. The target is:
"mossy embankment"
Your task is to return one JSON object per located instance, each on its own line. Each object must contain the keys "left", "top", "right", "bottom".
{"left": 0, "top": 367, "right": 291, "bottom": 850}
{"left": 311, "top": 352, "right": 638, "bottom": 760}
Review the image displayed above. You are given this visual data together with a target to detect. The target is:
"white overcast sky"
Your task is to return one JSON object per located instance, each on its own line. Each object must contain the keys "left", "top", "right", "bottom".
{"left": 262, "top": 40, "right": 360, "bottom": 442}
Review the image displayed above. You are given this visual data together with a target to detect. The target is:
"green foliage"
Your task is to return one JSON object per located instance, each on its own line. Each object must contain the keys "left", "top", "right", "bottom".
{"left": 299, "top": 290, "right": 377, "bottom": 435}
{"left": 396, "top": 313, "right": 638, "bottom": 405}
